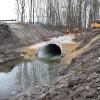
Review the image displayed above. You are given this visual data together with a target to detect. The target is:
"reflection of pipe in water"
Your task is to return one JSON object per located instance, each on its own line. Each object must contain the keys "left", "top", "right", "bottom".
{"left": 38, "top": 44, "right": 62, "bottom": 58}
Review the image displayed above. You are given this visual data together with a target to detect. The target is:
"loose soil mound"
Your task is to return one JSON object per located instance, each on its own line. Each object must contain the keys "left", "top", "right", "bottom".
{"left": 74, "top": 31, "right": 100, "bottom": 48}
{"left": 0, "top": 24, "right": 20, "bottom": 47}
{"left": 0, "top": 24, "right": 21, "bottom": 63}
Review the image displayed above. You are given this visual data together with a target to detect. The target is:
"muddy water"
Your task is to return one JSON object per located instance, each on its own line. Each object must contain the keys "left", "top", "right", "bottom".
{"left": 0, "top": 58, "right": 65, "bottom": 100}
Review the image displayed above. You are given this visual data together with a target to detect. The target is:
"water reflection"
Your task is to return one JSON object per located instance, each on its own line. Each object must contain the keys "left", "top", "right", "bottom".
{"left": 0, "top": 60, "right": 64, "bottom": 99}
{"left": 16, "top": 60, "right": 50, "bottom": 88}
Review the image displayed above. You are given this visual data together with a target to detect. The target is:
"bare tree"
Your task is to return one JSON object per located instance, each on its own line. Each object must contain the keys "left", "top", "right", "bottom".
{"left": 15, "top": 0, "right": 28, "bottom": 23}
{"left": 15, "top": 0, "right": 100, "bottom": 30}
{"left": 29, "top": 0, "right": 35, "bottom": 23}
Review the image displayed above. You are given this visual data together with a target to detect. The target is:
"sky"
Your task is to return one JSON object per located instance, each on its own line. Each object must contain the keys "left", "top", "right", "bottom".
{"left": 0, "top": 0, "right": 16, "bottom": 20}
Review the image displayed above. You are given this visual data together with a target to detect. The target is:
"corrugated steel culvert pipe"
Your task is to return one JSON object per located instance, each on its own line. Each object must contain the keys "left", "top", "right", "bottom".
{"left": 38, "top": 43, "right": 62, "bottom": 58}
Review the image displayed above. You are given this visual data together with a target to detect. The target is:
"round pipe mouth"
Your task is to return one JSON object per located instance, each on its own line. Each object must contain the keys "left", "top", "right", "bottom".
{"left": 38, "top": 44, "right": 62, "bottom": 58}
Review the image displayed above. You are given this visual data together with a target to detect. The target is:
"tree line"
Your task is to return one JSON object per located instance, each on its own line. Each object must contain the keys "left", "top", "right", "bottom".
{"left": 15, "top": 0, "right": 100, "bottom": 30}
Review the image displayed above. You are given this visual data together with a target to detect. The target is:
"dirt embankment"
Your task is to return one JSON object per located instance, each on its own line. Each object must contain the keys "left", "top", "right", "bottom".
{"left": 10, "top": 31, "right": 100, "bottom": 100}
{"left": 0, "top": 23, "right": 63, "bottom": 63}
{"left": 0, "top": 24, "right": 20, "bottom": 63}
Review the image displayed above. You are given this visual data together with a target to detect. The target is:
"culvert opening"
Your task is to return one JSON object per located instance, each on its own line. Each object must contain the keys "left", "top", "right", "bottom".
{"left": 38, "top": 44, "right": 61, "bottom": 58}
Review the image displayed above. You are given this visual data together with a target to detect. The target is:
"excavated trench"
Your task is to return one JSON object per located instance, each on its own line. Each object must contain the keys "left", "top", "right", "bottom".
{"left": 0, "top": 23, "right": 99, "bottom": 100}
